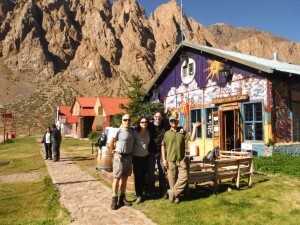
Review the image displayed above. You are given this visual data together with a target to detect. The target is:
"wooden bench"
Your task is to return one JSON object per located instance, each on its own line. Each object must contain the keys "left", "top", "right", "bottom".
{"left": 187, "top": 155, "right": 253, "bottom": 194}
{"left": 219, "top": 150, "right": 253, "bottom": 159}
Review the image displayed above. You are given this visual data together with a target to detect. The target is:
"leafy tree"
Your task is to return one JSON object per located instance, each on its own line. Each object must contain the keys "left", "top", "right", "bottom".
{"left": 110, "top": 75, "right": 164, "bottom": 127}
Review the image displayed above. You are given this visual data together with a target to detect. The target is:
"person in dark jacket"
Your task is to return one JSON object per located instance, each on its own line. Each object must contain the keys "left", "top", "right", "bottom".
{"left": 41, "top": 126, "right": 52, "bottom": 160}
{"left": 147, "top": 111, "right": 170, "bottom": 198}
{"left": 51, "top": 124, "right": 62, "bottom": 162}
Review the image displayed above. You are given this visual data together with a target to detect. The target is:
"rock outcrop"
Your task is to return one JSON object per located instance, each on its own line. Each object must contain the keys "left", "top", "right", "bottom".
{"left": 1, "top": 0, "right": 300, "bottom": 105}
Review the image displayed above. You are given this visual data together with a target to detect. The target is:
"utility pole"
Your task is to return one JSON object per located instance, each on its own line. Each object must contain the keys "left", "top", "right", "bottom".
{"left": 180, "top": 0, "right": 184, "bottom": 43}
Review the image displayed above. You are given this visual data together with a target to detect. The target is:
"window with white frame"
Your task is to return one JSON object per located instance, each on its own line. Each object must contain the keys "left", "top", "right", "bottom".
{"left": 244, "top": 102, "right": 263, "bottom": 141}
{"left": 190, "top": 109, "right": 202, "bottom": 138}
{"left": 181, "top": 58, "right": 196, "bottom": 84}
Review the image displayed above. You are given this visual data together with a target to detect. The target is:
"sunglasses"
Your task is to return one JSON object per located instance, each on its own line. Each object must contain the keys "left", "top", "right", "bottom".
{"left": 123, "top": 119, "right": 131, "bottom": 122}
{"left": 170, "top": 119, "right": 178, "bottom": 123}
{"left": 140, "top": 121, "right": 148, "bottom": 124}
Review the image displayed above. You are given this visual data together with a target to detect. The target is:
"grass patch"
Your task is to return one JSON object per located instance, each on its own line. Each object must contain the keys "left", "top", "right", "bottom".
{"left": 0, "top": 177, "right": 69, "bottom": 225}
{"left": 254, "top": 152, "right": 300, "bottom": 177}
{"left": 0, "top": 136, "right": 70, "bottom": 224}
{"left": 61, "top": 137, "right": 99, "bottom": 178}
{"left": 59, "top": 137, "right": 300, "bottom": 225}
{"left": 0, "top": 136, "right": 46, "bottom": 176}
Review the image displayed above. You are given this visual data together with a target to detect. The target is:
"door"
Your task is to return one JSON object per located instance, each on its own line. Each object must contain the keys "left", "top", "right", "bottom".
{"left": 222, "top": 109, "right": 242, "bottom": 150}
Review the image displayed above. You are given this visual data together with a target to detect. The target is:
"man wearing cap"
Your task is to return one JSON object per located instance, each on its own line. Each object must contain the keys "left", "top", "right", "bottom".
{"left": 109, "top": 114, "right": 134, "bottom": 210}
{"left": 161, "top": 116, "right": 200, "bottom": 204}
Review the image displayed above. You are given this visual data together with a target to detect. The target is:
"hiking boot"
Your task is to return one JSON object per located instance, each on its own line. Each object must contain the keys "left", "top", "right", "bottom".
{"left": 111, "top": 196, "right": 118, "bottom": 210}
{"left": 119, "top": 194, "right": 132, "bottom": 207}
{"left": 174, "top": 197, "right": 180, "bottom": 204}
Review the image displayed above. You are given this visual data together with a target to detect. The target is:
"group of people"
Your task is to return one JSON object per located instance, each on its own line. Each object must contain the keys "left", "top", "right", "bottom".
{"left": 109, "top": 111, "right": 200, "bottom": 210}
{"left": 41, "top": 124, "right": 62, "bottom": 162}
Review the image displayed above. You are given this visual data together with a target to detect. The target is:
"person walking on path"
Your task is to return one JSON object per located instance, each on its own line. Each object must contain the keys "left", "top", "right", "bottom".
{"left": 133, "top": 117, "right": 150, "bottom": 204}
{"left": 41, "top": 126, "right": 52, "bottom": 160}
{"left": 51, "top": 124, "right": 62, "bottom": 162}
{"left": 109, "top": 114, "right": 134, "bottom": 210}
{"left": 161, "top": 116, "right": 200, "bottom": 204}
{"left": 147, "top": 111, "right": 169, "bottom": 198}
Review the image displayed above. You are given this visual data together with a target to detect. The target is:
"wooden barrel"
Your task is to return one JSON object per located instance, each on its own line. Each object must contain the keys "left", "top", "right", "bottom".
{"left": 97, "top": 147, "right": 113, "bottom": 172}
{"left": 126, "top": 173, "right": 135, "bottom": 192}
{"left": 190, "top": 144, "right": 199, "bottom": 156}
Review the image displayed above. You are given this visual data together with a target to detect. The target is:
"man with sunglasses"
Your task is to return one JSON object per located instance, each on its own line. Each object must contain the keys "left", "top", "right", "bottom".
{"left": 109, "top": 114, "right": 134, "bottom": 210}
{"left": 147, "top": 111, "right": 170, "bottom": 198}
{"left": 161, "top": 116, "right": 200, "bottom": 204}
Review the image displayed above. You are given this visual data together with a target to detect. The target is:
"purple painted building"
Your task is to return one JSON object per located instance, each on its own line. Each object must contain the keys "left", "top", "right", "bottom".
{"left": 147, "top": 42, "right": 300, "bottom": 156}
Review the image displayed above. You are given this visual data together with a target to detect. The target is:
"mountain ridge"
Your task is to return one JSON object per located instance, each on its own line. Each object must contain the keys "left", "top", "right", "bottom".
{"left": 1, "top": 0, "right": 299, "bottom": 133}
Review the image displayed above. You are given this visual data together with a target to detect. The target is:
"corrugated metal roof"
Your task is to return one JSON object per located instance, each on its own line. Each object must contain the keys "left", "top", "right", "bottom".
{"left": 99, "top": 97, "right": 130, "bottom": 115}
{"left": 147, "top": 42, "right": 300, "bottom": 93}
{"left": 187, "top": 42, "right": 300, "bottom": 75}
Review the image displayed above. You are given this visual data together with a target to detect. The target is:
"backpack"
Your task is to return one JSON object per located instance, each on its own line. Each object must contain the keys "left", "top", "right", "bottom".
{"left": 95, "top": 133, "right": 107, "bottom": 147}
{"left": 203, "top": 146, "right": 220, "bottom": 163}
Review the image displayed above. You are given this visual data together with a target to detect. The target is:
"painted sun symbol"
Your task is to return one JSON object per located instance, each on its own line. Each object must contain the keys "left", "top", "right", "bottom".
{"left": 204, "top": 60, "right": 224, "bottom": 80}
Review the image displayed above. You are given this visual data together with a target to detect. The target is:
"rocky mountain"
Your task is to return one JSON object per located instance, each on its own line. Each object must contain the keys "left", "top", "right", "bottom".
{"left": 1, "top": 0, "right": 300, "bottom": 133}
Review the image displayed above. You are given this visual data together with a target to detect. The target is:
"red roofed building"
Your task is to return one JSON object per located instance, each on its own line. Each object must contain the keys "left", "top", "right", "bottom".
{"left": 95, "top": 97, "right": 130, "bottom": 132}
{"left": 56, "top": 106, "right": 78, "bottom": 135}
{"left": 68, "top": 96, "right": 130, "bottom": 138}
{"left": 70, "top": 97, "right": 97, "bottom": 138}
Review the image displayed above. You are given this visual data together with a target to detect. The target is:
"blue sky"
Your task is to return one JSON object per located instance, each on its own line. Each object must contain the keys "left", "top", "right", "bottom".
{"left": 110, "top": 0, "right": 300, "bottom": 43}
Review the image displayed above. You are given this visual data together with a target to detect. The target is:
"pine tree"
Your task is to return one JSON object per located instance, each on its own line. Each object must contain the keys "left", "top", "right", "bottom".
{"left": 111, "top": 75, "right": 164, "bottom": 127}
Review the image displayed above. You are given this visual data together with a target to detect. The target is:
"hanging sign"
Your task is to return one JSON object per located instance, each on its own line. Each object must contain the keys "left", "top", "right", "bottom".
{"left": 2, "top": 113, "right": 12, "bottom": 118}
{"left": 212, "top": 94, "right": 248, "bottom": 104}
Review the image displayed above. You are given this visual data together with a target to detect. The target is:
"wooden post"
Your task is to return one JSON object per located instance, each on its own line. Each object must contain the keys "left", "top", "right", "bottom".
{"left": 3, "top": 110, "right": 6, "bottom": 144}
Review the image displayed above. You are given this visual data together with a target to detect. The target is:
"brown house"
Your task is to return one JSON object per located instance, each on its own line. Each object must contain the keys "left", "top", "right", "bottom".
{"left": 70, "top": 96, "right": 130, "bottom": 138}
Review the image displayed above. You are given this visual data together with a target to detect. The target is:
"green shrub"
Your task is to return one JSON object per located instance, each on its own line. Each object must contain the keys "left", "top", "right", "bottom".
{"left": 254, "top": 152, "right": 300, "bottom": 177}
{"left": 4, "top": 139, "right": 14, "bottom": 144}
{"left": 87, "top": 131, "right": 100, "bottom": 140}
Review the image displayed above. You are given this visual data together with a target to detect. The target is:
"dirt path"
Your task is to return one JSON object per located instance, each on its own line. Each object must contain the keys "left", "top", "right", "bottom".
{"left": 40, "top": 143, "right": 156, "bottom": 225}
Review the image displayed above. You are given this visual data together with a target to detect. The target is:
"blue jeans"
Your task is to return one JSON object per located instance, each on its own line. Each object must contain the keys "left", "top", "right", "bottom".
{"left": 147, "top": 152, "right": 168, "bottom": 195}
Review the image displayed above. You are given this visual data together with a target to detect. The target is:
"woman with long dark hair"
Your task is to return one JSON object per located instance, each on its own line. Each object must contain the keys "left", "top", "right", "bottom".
{"left": 132, "top": 117, "right": 150, "bottom": 204}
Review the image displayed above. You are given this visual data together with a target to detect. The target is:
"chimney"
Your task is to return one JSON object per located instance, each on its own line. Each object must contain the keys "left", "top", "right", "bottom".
{"left": 273, "top": 53, "right": 279, "bottom": 61}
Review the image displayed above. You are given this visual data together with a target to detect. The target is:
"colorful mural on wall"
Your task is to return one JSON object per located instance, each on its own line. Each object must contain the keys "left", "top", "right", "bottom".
{"left": 163, "top": 57, "right": 268, "bottom": 131}
{"left": 274, "top": 81, "right": 292, "bottom": 142}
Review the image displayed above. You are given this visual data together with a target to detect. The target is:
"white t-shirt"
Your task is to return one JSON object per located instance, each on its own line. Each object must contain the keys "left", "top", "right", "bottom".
{"left": 45, "top": 132, "right": 51, "bottom": 144}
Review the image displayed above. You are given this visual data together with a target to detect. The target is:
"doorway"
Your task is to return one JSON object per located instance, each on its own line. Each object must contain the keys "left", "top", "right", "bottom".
{"left": 222, "top": 109, "right": 242, "bottom": 150}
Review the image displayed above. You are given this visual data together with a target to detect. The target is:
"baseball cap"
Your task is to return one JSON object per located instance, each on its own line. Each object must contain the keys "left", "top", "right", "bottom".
{"left": 169, "top": 116, "right": 179, "bottom": 121}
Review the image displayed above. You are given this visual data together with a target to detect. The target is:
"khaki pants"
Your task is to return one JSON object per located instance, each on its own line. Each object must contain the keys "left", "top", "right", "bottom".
{"left": 167, "top": 159, "right": 188, "bottom": 197}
